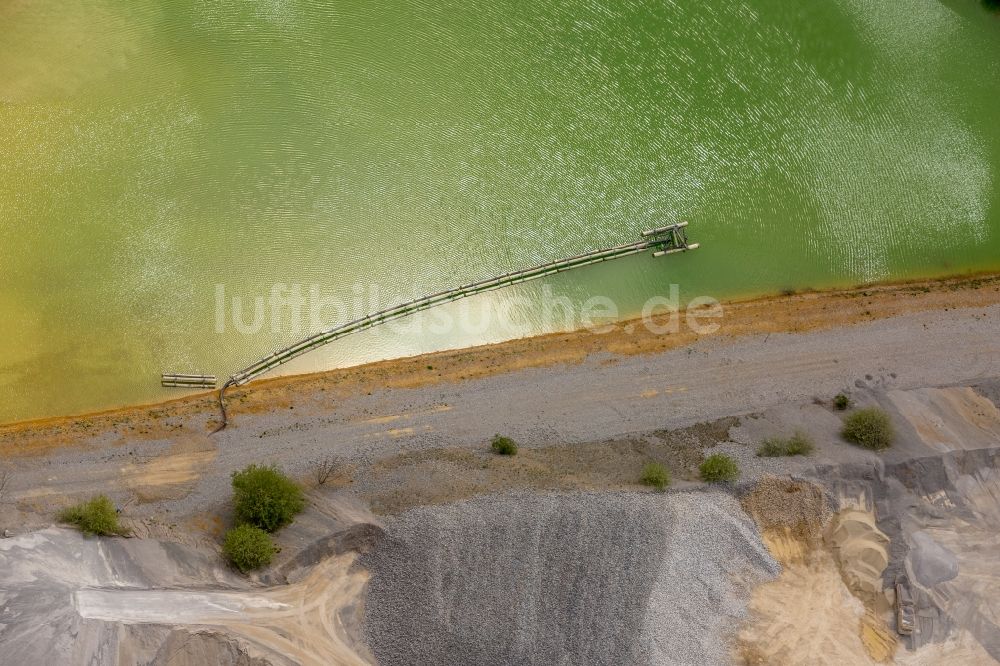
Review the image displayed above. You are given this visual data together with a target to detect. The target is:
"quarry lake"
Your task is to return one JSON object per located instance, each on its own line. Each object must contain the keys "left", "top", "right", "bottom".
{"left": 1, "top": 0, "right": 999, "bottom": 423}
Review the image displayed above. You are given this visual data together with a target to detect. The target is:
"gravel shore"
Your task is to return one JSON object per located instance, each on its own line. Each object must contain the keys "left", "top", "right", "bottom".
{"left": 2, "top": 302, "right": 998, "bottom": 535}
{"left": 1, "top": 281, "right": 999, "bottom": 665}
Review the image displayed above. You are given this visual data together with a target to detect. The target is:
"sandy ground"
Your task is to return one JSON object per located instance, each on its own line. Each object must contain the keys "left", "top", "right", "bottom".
{"left": 739, "top": 546, "right": 877, "bottom": 664}
{"left": 0, "top": 527, "right": 250, "bottom": 664}
{"left": 2, "top": 287, "right": 999, "bottom": 532}
{"left": 0, "top": 500, "right": 378, "bottom": 666}
{"left": 7, "top": 439, "right": 999, "bottom": 665}
{"left": 894, "top": 454, "right": 1000, "bottom": 660}
{"left": 358, "top": 389, "right": 1000, "bottom": 666}
{"left": 736, "top": 440, "right": 1000, "bottom": 666}
{"left": 75, "top": 553, "right": 369, "bottom": 666}
{"left": 737, "top": 483, "right": 896, "bottom": 666}
{"left": 1, "top": 275, "right": 1000, "bottom": 665}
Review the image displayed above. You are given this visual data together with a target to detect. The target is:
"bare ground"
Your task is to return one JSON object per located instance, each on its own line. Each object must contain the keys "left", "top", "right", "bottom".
{"left": 0, "top": 278, "right": 999, "bottom": 665}
{"left": 1, "top": 295, "right": 998, "bottom": 535}
{"left": 2, "top": 273, "right": 999, "bottom": 455}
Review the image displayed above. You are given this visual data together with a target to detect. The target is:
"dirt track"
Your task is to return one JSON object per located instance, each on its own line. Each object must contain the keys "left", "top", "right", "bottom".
{"left": 2, "top": 296, "right": 1000, "bottom": 524}
{"left": 3, "top": 273, "right": 1000, "bottom": 454}
{"left": 75, "top": 553, "right": 369, "bottom": 666}
{"left": 1, "top": 290, "right": 1000, "bottom": 665}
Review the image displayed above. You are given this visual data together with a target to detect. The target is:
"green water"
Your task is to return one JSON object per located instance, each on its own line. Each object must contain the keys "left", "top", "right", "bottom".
{"left": 1, "top": 0, "right": 999, "bottom": 424}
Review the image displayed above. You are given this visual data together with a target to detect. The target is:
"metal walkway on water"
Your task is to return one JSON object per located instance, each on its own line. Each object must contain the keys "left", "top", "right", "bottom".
{"left": 210, "top": 223, "right": 698, "bottom": 430}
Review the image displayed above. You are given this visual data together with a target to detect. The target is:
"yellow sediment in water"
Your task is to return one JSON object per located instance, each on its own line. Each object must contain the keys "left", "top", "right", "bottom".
{"left": 3, "top": 0, "right": 1000, "bottom": 424}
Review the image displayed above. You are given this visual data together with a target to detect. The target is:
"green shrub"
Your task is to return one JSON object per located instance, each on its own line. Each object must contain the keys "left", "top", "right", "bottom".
{"left": 758, "top": 432, "right": 815, "bottom": 457}
{"left": 641, "top": 463, "right": 671, "bottom": 491}
{"left": 222, "top": 524, "right": 277, "bottom": 572}
{"left": 231, "top": 464, "right": 305, "bottom": 532}
{"left": 833, "top": 393, "right": 851, "bottom": 410}
{"left": 785, "top": 432, "right": 816, "bottom": 456}
{"left": 842, "top": 408, "right": 894, "bottom": 450}
{"left": 58, "top": 495, "right": 126, "bottom": 536}
{"left": 491, "top": 434, "right": 518, "bottom": 456}
{"left": 785, "top": 432, "right": 815, "bottom": 456}
{"left": 756, "top": 438, "right": 788, "bottom": 457}
{"left": 700, "top": 454, "right": 740, "bottom": 482}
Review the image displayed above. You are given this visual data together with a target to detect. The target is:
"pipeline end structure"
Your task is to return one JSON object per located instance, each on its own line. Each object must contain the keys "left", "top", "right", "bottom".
{"left": 642, "top": 221, "right": 698, "bottom": 257}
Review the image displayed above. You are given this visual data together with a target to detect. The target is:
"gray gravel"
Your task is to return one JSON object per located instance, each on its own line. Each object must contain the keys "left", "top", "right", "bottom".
{"left": 181, "top": 302, "right": 1000, "bottom": 514}
{"left": 361, "top": 490, "right": 779, "bottom": 666}
{"left": 6, "top": 303, "right": 998, "bottom": 523}
{"left": 0, "top": 527, "right": 251, "bottom": 665}
{"left": 908, "top": 530, "right": 959, "bottom": 587}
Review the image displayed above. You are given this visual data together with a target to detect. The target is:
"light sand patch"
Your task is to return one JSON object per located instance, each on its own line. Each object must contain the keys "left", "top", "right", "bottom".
{"left": 361, "top": 404, "right": 452, "bottom": 425}
{"left": 739, "top": 548, "right": 876, "bottom": 665}
{"left": 895, "top": 630, "right": 999, "bottom": 665}
{"left": 122, "top": 450, "right": 215, "bottom": 494}
{"left": 13, "top": 430, "right": 214, "bottom": 504}
{"left": 861, "top": 608, "right": 897, "bottom": 663}
{"left": 739, "top": 482, "right": 896, "bottom": 664}
{"left": 75, "top": 553, "right": 371, "bottom": 666}
{"left": 759, "top": 528, "right": 811, "bottom": 565}
{"left": 828, "top": 509, "right": 890, "bottom": 601}
{"left": 905, "top": 465, "right": 1000, "bottom": 662}
{"left": 363, "top": 414, "right": 403, "bottom": 425}
{"left": 889, "top": 387, "right": 1000, "bottom": 452}
{"left": 12, "top": 432, "right": 216, "bottom": 505}
{"left": 827, "top": 508, "right": 895, "bottom": 662}
{"left": 121, "top": 433, "right": 217, "bottom": 502}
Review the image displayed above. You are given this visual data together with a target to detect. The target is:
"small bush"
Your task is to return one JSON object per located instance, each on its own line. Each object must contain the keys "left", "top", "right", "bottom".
{"left": 0, "top": 468, "right": 11, "bottom": 502}
{"left": 700, "top": 454, "right": 740, "bottom": 483}
{"left": 785, "top": 432, "right": 815, "bottom": 456}
{"left": 491, "top": 434, "right": 518, "bottom": 456}
{"left": 58, "top": 495, "right": 126, "bottom": 536}
{"left": 833, "top": 393, "right": 851, "bottom": 410}
{"left": 756, "top": 438, "right": 788, "bottom": 457}
{"left": 758, "top": 432, "right": 815, "bottom": 457}
{"left": 842, "top": 408, "right": 894, "bottom": 450}
{"left": 231, "top": 464, "right": 305, "bottom": 532}
{"left": 222, "top": 524, "right": 277, "bottom": 573}
{"left": 310, "top": 456, "right": 340, "bottom": 486}
{"left": 641, "top": 463, "right": 671, "bottom": 491}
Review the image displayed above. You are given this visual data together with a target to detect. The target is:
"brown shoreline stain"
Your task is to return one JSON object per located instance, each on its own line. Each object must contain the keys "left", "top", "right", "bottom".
{"left": 2, "top": 272, "right": 999, "bottom": 458}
